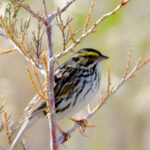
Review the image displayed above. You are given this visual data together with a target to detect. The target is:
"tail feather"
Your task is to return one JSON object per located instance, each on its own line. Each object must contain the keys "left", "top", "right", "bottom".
{"left": 10, "top": 95, "right": 46, "bottom": 150}
{"left": 10, "top": 119, "right": 30, "bottom": 150}
{"left": 10, "top": 113, "right": 44, "bottom": 150}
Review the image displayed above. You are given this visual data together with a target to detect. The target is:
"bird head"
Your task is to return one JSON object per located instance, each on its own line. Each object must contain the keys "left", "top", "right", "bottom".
{"left": 72, "top": 48, "right": 108, "bottom": 66}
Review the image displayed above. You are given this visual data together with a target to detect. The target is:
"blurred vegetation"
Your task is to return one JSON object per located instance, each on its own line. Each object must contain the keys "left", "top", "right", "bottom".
{"left": 0, "top": 0, "right": 150, "bottom": 150}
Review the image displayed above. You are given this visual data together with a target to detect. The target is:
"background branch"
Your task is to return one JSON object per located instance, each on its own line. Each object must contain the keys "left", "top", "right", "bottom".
{"left": 47, "top": 0, "right": 76, "bottom": 24}
{"left": 53, "top": 0, "right": 130, "bottom": 61}
{"left": 13, "top": 0, "right": 47, "bottom": 25}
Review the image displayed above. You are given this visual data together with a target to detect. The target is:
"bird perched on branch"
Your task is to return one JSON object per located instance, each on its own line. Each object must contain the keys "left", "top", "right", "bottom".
{"left": 10, "top": 48, "right": 108, "bottom": 149}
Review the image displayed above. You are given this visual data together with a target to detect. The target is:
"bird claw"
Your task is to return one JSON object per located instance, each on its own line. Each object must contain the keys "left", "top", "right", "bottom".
{"left": 57, "top": 124, "right": 71, "bottom": 143}
{"left": 61, "top": 132, "right": 71, "bottom": 144}
{"left": 69, "top": 118, "right": 96, "bottom": 135}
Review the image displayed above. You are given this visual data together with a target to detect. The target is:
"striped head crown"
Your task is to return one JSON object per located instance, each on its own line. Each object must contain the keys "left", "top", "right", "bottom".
{"left": 72, "top": 48, "right": 108, "bottom": 66}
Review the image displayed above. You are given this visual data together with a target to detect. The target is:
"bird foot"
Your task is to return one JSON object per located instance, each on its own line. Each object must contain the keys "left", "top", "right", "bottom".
{"left": 61, "top": 132, "right": 71, "bottom": 144}
{"left": 56, "top": 124, "right": 71, "bottom": 143}
{"left": 69, "top": 118, "right": 96, "bottom": 135}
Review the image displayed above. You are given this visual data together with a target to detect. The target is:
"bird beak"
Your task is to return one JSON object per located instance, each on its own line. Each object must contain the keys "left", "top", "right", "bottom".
{"left": 98, "top": 54, "right": 109, "bottom": 61}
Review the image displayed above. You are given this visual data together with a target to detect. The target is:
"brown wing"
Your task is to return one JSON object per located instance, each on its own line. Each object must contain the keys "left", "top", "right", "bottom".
{"left": 54, "top": 60, "right": 77, "bottom": 101}
{"left": 22, "top": 59, "right": 77, "bottom": 121}
{"left": 54, "top": 82, "right": 75, "bottom": 99}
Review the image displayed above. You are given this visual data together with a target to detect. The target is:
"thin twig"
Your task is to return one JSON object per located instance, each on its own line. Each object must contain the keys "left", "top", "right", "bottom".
{"left": 54, "top": 0, "right": 130, "bottom": 61}
{"left": 20, "top": 140, "right": 28, "bottom": 150}
{"left": 106, "top": 63, "right": 111, "bottom": 93}
{"left": 0, "top": 16, "right": 44, "bottom": 71}
{"left": 42, "top": 57, "right": 49, "bottom": 104}
{"left": 0, "top": 30, "right": 8, "bottom": 39}
{"left": 13, "top": 0, "right": 76, "bottom": 26}
{"left": 29, "top": 61, "right": 45, "bottom": 97}
{"left": 68, "top": 23, "right": 77, "bottom": 44}
{"left": 13, "top": 0, "right": 47, "bottom": 25}
{"left": 0, "top": 49, "right": 16, "bottom": 55}
{"left": 90, "top": 88, "right": 114, "bottom": 116}
{"left": 83, "top": 0, "right": 95, "bottom": 33}
{"left": 42, "top": 0, "right": 48, "bottom": 16}
{"left": 47, "top": 0, "right": 76, "bottom": 24}
{"left": 56, "top": 8, "right": 66, "bottom": 50}
{"left": 3, "top": 111, "right": 11, "bottom": 147}
{"left": 123, "top": 45, "right": 132, "bottom": 78}
{"left": 26, "top": 67, "right": 46, "bottom": 100}
{"left": 137, "top": 58, "right": 150, "bottom": 70}
{"left": 0, "top": 16, "right": 22, "bottom": 54}
{"left": 66, "top": 27, "right": 82, "bottom": 44}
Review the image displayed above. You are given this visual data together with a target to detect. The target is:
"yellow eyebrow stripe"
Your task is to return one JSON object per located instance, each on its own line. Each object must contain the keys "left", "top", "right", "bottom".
{"left": 82, "top": 52, "right": 100, "bottom": 57}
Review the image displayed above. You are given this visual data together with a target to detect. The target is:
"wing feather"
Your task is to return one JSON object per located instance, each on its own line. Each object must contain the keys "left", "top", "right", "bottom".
{"left": 22, "top": 59, "right": 77, "bottom": 120}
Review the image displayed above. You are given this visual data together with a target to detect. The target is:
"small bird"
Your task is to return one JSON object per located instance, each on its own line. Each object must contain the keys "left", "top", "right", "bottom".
{"left": 10, "top": 48, "right": 108, "bottom": 149}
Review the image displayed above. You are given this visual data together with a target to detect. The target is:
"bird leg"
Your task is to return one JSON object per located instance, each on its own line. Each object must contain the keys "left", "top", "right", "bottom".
{"left": 69, "top": 118, "right": 96, "bottom": 135}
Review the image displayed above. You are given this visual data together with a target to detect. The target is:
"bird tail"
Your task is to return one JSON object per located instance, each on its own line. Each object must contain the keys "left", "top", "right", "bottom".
{"left": 10, "top": 94, "right": 46, "bottom": 150}
{"left": 10, "top": 114, "right": 40, "bottom": 150}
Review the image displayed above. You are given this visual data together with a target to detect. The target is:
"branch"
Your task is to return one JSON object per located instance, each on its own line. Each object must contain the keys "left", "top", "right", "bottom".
{"left": 46, "top": 26, "right": 58, "bottom": 150}
{"left": 0, "top": 16, "right": 44, "bottom": 72}
{"left": 13, "top": 0, "right": 47, "bottom": 25}
{"left": 47, "top": 0, "right": 76, "bottom": 24}
{"left": 42, "top": 0, "right": 48, "bottom": 16}
{"left": 3, "top": 112, "right": 11, "bottom": 147}
{"left": 106, "top": 63, "right": 111, "bottom": 93}
{"left": 10, "top": 1, "right": 76, "bottom": 150}
{"left": 0, "top": 49, "right": 16, "bottom": 55}
{"left": 55, "top": 8, "right": 67, "bottom": 50}
{"left": 26, "top": 67, "right": 46, "bottom": 100}
{"left": 53, "top": 0, "right": 130, "bottom": 61}
{"left": 68, "top": 23, "right": 77, "bottom": 44}
{"left": 83, "top": 0, "right": 95, "bottom": 33}
{"left": 13, "top": 0, "right": 76, "bottom": 26}
{"left": 0, "top": 30, "right": 8, "bottom": 39}
{"left": 123, "top": 45, "right": 132, "bottom": 78}
{"left": 43, "top": 1, "right": 76, "bottom": 149}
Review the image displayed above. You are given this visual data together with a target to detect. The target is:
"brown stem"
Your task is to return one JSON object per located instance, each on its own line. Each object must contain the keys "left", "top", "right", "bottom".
{"left": 46, "top": 26, "right": 58, "bottom": 150}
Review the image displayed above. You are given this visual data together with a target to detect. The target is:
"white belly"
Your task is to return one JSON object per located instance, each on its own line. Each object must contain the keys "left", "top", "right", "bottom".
{"left": 56, "top": 62, "right": 102, "bottom": 120}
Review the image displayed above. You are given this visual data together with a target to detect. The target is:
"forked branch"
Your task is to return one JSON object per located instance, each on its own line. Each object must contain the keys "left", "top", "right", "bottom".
{"left": 54, "top": 0, "right": 130, "bottom": 60}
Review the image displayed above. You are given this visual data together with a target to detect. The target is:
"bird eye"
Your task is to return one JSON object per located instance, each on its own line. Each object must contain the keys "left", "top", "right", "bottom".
{"left": 88, "top": 55, "right": 94, "bottom": 59}
{"left": 73, "top": 56, "right": 79, "bottom": 62}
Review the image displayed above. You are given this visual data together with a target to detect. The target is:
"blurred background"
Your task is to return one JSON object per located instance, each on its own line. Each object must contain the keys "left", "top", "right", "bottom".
{"left": 0, "top": 0, "right": 150, "bottom": 150}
